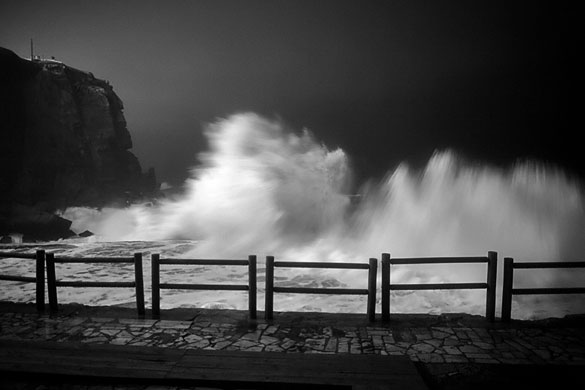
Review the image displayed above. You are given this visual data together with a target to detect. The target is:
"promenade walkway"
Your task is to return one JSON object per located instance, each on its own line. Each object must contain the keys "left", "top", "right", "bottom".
{"left": 1, "top": 302, "right": 584, "bottom": 389}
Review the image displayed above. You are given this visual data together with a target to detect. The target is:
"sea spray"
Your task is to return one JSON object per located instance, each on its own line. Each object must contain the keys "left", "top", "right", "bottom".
{"left": 53, "top": 113, "right": 585, "bottom": 318}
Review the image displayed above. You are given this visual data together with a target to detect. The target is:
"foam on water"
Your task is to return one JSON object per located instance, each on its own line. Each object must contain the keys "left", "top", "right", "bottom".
{"left": 4, "top": 113, "right": 584, "bottom": 318}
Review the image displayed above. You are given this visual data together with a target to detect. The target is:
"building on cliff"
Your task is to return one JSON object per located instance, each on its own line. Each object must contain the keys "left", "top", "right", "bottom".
{"left": 0, "top": 47, "right": 157, "bottom": 240}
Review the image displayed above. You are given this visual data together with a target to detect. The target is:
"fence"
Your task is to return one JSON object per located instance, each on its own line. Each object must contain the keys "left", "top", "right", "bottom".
{"left": 501, "top": 258, "right": 585, "bottom": 322}
{"left": 381, "top": 252, "right": 497, "bottom": 322}
{"left": 0, "top": 250, "right": 45, "bottom": 312}
{"left": 45, "top": 253, "right": 145, "bottom": 315}
{"left": 151, "top": 254, "right": 257, "bottom": 319}
{"left": 264, "top": 256, "right": 378, "bottom": 322}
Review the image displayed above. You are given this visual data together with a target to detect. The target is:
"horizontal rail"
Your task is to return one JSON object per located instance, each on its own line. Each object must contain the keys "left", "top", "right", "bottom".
{"left": 0, "top": 249, "right": 45, "bottom": 313}
{"left": 265, "top": 256, "right": 378, "bottom": 322}
{"left": 390, "top": 282, "right": 488, "bottom": 291}
{"left": 273, "top": 287, "right": 368, "bottom": 295}
{"left": 158, "top": 259, "right": 249, "bottom": 266}
{"left": 513, "top": 261, "right": 585, "bottom": 269}
{"left": 382, "top": 252, "right": 497, "bottom": 323}
{"left": 502, "top": 257, "right": 585, "bottom": 322}
{"left": 46, "top": 252, "right": 145, "bottom": 316}
{"left": 0, "top": 252, "right": 37, "bottom": 259}
{"left": 274, "top": 261, "right": 370, "bottom": 269}
{"left": 159, "top": 283, "right": 249, "bottom": 291}
{"left": 55, "top": 281, "right": 136, "bottom": 288}
{"left": 54, "top": 257, "right": 134, "bottom": 264}
{"left": 152, "top": 254, "right": 258, "bottom": 319}
{"left": 512, "top": 287, "right": 585, "bottom": 295}
{"left": 0, "top": 275, "right": 36, "bottom": 283}
{"left": 389, "top": 257, "right": 488, "bottom": 265}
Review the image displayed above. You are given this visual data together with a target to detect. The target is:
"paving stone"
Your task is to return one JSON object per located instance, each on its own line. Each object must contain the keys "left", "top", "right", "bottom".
{"left": 305, "top": 338, "right": 326, "bottom": 350}
{"left": 413, "top": 330, "right": 432, "bottom": 341}
{"left": 367, "top": 329, "right": 389, "bottom": 336}
{"left": 417, "top": 353, "right": 445, "bottom": 363}
{"left": 212, "top": 340, "right": 233, "bottom": 350}
{"left": 412, "top": 343, "right": 435, "bottom": 353}
{"left": 260, "top": 335, "right": 279, "bottom": 345}
{"left": 241, "top": 330, "right": 262, "bottom": 342}
{"left": 443, "top": 346, "right": 463, "bottom": 355}
{"left": 110, "top": 337, "right": 133, "bottom": 345}
{"left": 350, "top": 344, "right": 361, "bottom": 354}
{"left": 337, "top": 341, "right": 349, "bottom": 353}
{"left": 325, "top": 337, "right": 337, "bottom": 352}
{"left": 431, "top": 330, "right": 450, "bottom": 339}
{"left": 100, "top": 329, "right": 121, "bottom": 337}
{"left": 280, "top": 339, "right": 297, "bottom": 350}
{"left": 385, "top": 344, "right": 406, "bottom": 353}
{"left": 424, "top": 339, "right": 443, "bottom": 348}
{"left": 460, "top": 345, "right": 482, "bottom": 354}
{"left": 230, "top": 339, "right": 260, "bottom": 349}
{"left": 504, "top": 339, "right": 533, "bottom": 353}
{"left": 432, "top": 327, "right": 454, "bottom": 335}
{"left": 264, "top": 325, "right": 279, "bottom": 335}
{"left": 154, "top": 320, "right": 192, "bottom": 329}
{"left": 244, "top": 345, "right": 264, "bottom": 352}
{"left": 472, "top": 341, "right": 495, "bottom": 350}
{"left": 188, "top": 339, "right": 211, "bottom": 349}
{"left": 183, "top": 334, "right": 203, "bottom": 343}
{"left": 454, "top": 330, "right": 469, "bottom": 339}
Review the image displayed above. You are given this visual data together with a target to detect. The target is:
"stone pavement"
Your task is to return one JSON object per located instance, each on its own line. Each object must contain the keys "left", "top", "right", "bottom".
{"left": 1, "top": 303, "right": 585, "bottom": 389}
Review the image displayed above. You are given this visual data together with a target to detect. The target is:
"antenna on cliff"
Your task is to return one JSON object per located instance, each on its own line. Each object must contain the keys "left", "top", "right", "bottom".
{"left": 30, "top": 38, "right": 34, "bottom": 60}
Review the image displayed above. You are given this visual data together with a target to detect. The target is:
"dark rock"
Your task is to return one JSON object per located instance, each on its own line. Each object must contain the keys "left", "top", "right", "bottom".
{"left": 0, "top": 204, "right": 76, "bottom": 242}
{"left": 78, "top": 230, "right": 94, "bottom": 237}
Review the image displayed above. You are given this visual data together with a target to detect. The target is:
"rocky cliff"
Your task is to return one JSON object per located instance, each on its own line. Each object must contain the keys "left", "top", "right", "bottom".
{"left": 0, "top": 47, "right": 156, "bottom": 240}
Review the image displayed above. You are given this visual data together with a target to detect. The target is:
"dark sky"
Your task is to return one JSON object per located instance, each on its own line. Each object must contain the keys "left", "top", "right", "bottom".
{"left": 1, "top": 1, "right": 582, "bottom": 186}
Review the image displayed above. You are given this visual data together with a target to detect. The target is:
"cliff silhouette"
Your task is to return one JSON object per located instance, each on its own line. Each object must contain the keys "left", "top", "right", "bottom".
{"left": 0, "top": 47, "right": 156, "bottom": 240}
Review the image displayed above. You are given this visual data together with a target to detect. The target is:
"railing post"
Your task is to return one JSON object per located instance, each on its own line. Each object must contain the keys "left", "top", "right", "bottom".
{"left": 265, "top": 256, "right": 274, "bottom": 320}
{"left": 502, "top": 257, "right": 514, "bottom": 322}
{"left": 381, "top": 253, "right": 390, "bottom": 322}
{"left": 46, "top": 253, "right": 58, "bottom": 312}
{"left": 367, "top": 258, "right": 377, "bottom": 322}
{"left": 35, "top": 250, "right": 45, "bottom": 312}
{"left": 151, "top": 254, "right": 160, "bottom": 318}
{"left": 486, "top": 251, "right": 497, "bottom": 322}
{"left": 134, "top": 253, "right": 145, "bottom": 317}
{"left": 248, "top": 255, "right": 257, "bottom": 320}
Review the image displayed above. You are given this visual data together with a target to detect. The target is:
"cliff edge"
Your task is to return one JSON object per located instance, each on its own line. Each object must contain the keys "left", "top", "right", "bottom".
{"left": 0, "top": 47, "right": 156, "bottom": 240}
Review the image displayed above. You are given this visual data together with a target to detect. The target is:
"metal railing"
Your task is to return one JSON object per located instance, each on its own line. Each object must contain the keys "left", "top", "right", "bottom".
{"left": 381, "top": 252, "right": 497, "bottom": 322}
{"left": 151, "top": 254, "right": 257, "bottom": 319}
{"left": 264, "top": 256, "right": 378, "bottom": 321}
{"left": 501, "top": 258, "right": 585, "bottom": 322}
{"left": 45, "top": 253, "right": 145, "bottom": 315}
{"left": 0, "top": 250, "right": 45, "bottom": 312}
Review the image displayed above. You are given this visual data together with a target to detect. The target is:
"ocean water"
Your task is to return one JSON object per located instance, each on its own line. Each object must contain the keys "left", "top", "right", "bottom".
{"left": 2, "top": 113, "right": 584, "bottom": 319}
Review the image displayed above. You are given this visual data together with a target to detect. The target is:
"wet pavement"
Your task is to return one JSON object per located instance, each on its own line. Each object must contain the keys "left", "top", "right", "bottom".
{"left": 1, "top": 302, "right": 585, "bottom": 389}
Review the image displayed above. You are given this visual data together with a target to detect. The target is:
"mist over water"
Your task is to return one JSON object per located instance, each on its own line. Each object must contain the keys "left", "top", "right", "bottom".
{"left": 62, "top": 113, "right": 585, "bottom": 317}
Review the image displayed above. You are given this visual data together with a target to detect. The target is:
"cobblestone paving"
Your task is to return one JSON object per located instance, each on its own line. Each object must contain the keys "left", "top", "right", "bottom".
{"left": 1, "top": 310, "right": 584, "bottom": 366}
